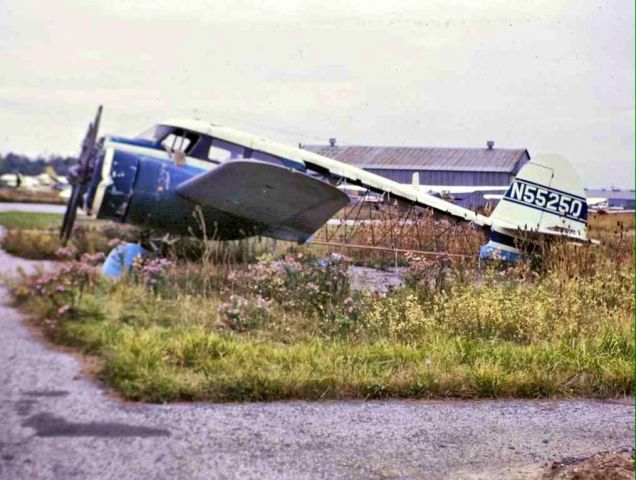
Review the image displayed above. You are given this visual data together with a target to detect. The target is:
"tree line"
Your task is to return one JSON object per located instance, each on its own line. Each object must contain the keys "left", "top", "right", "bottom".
{"left": 0, "top": 153, "right": 76, "bottom": 177}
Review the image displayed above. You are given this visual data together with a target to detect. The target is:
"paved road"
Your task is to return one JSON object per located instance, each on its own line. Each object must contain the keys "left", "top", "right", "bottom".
{"left": 0, "top": 248, "right": 633, "bottom": 479}
{"left": 0, "top": 202, "right": 67, "bottom": 214}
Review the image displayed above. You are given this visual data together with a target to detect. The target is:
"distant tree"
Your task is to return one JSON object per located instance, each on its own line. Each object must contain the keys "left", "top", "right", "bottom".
{"left": 0, "top": 152, "right": 76, "bottom": 176}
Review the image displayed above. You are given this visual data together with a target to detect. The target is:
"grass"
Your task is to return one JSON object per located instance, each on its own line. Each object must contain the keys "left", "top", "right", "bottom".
{"left": 0, "top": 211, "right": 63, "bottom": 229}
{"left": 11, "top": 228, "right": 634, "bottom": 402}
{"left": 50, "top": 319, "right": 635, "bottom": 402}
{"left": 588, "top": 211, "right": 634, "bottom": 233}
{"left": 0, "top": 212, "right": 67, "bottom": 259}
{"left": 5, "top": 205, "right": 634, "bottom": 402}
{"left": 0, "top": 211, "right": 140, "bottom": 260}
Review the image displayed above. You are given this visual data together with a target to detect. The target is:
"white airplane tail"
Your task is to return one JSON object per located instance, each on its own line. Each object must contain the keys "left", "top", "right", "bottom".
{"left": 481, "top": 154, "right": 590, "bottom": 260}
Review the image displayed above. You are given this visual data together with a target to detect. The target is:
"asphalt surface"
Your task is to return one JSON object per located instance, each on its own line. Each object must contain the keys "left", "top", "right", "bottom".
{"left": 0, "top": 221, "right": 634, "bottom": 479}
{"left": 0, "top": 202, "right": 67, "bottom": 214}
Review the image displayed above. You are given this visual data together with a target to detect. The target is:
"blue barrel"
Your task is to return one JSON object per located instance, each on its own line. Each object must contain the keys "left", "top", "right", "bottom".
{"left": 479, "top": 241, "right": 520, "bottom": 262}
{"left": 101, "top": 243, "right": 147, "bottom": 278}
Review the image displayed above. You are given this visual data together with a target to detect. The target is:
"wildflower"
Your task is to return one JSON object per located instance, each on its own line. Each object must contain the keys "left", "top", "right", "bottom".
{"left": 43, "top": 318, "right": 56, "bottom": 328}
{"left": 55, "top": 246, "right": 77, "bottom": 259}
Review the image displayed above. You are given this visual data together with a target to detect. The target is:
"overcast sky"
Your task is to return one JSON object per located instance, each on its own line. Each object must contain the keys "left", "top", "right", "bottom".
{"left": 0, "top": 0, "right": 633, "bottom": 187}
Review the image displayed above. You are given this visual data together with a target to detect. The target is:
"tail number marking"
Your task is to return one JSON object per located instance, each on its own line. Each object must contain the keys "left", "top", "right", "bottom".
{"left": 505, "top": 180, "right": 586, "bottom": 223}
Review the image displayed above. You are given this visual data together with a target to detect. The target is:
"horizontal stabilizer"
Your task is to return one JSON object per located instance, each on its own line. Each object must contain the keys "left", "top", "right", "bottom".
{"left": 177, "top": 160, "right": 350, "bottom": 243}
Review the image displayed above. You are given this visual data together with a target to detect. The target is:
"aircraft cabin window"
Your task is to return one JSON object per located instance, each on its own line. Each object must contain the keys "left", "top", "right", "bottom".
{"left": 161, "top": 129, "right": 200, "bottom": 153}
{"left": 208, "top": 139, "right": 246, "bottom": 163}
{"left": 135, "top": 124, "right": 173, "bottom": 143}
{"left": 161, "top": 133, "right": 192, "bottom": 153}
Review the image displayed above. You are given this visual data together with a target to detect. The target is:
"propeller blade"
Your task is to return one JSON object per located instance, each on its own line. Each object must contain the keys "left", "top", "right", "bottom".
{"left": 60, "top": 184, "right": 82, "bottom": 244}
{"left": 60, "top": 105, "right": 103, "bottom": 244}
{"left": 76, "top": 105, "right": 103, "bottom": 183}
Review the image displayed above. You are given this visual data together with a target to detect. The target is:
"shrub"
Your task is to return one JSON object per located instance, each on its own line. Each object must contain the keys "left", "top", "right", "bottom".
{"left": 130, "top": 256, "right": 175, "bottom": 289}
{"left": 14, "top": 252, "right": 105, "bottom": 328}
{"left": 216, "top": 294, "right": 272, "bottom": 331}
{"left": 1, "top": 221, "right": 140, "bottom": 260}
{"left": 232, "top": 253, "right": 352, "bottom": 318}
{"left": 2, "top": 228, "right": 61, "bottom": 259}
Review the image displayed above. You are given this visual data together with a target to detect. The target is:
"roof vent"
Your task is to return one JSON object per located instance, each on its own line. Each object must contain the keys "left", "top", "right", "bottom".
{"left": 487, "top": 140, "right": 495, "bottom": 150}
{"left": 329, "top": 137, "right": 337, "bottom": 147}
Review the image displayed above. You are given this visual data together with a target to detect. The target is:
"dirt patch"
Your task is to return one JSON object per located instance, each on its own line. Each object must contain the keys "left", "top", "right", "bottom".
{"left": 544, "top": 450, "right": 634, "bottom": 480}
{"left": 348, "top": 266, "right": 404, "bottom": 292}
{"left": 0, "top": 189, "right": 66, "bottom": 205}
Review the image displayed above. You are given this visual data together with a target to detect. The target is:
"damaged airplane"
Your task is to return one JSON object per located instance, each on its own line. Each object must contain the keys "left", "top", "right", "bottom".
{"left": 61, "top": 107, "right": 594, "bottom": 262}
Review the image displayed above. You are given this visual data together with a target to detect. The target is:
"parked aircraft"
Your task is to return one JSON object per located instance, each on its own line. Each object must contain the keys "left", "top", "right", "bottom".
{"left": 484, "top": 194, "right": 628, "bottom": 215}
{"left": 0, "top": 173, "right": 19, "bottom": 188}
{"left": 0, "top": 167, "right": 71, "bottom": 199}
{"left": 61, "top": 107, "right": 594, "bottom": 261}
{"left": 0, "top": 173, "right": 42, "bottom": 189}
{"left": 408, "top": 172, "right": 509, "bottom": 199}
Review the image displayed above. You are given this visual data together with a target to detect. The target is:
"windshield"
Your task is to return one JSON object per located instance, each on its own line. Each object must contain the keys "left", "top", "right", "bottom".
{"left": 135, "top": 124, "right": 175, "bottom": 143}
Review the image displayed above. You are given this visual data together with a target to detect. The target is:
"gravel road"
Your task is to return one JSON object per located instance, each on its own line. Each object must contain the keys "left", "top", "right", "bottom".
{"left": 0, "top": 225, "right": 633, "bottom": 480}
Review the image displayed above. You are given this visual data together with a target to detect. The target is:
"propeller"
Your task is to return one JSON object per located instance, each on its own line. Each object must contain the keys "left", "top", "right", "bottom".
{"left": 60, "top": 105, "right": 103, "bottom": 245}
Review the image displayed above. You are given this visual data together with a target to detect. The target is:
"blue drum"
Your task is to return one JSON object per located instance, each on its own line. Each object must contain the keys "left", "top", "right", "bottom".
{"left": 101, "top": 242, "right": 146, "bottom": 278}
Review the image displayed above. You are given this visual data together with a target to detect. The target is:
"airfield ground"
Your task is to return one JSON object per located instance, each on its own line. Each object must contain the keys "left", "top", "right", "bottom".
{"left": 0, "top": 205, "right": 633, "bottom": 478}
{"left": 0, "top": 188, "right": 66, "bottom": 205}
{"left": 1, "top": 209, "right": 633, "bottom": 402}
{"left": 0, "top": 238, "right": 632, "bottom": 479}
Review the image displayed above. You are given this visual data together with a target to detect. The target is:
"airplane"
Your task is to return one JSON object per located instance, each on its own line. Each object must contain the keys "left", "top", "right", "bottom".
{"left": 407, "top": 171, "right": 509, "bottom": 199}
{"left": 0, "top": 172, "right": 43, "bottom": 189}
{"left": 416, "top": 185, "right": 508, "bottom": 195}
{"left": 584, "top": 197, "right": 632, "bottom": 214}
{"left": 0, "top": 173, "right": 20, "bottom": 188}
{"left": 0, "top": 167, "right": 69, "bottom": 192}
{"left": 484, "top": 193, "right": 630, "bottom": 215}
{"left": 61, "top": 107, "right": 594, "bottom": 263}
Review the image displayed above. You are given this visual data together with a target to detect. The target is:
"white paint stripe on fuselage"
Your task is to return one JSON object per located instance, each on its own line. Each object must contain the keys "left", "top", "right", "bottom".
{"left": 90, "top": 147, "right": 115, "bottom": 217}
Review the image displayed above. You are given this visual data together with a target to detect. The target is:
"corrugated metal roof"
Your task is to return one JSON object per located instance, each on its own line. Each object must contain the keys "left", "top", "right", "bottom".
{"left": 302, "top": 145, "right": 529, "bottom": 173}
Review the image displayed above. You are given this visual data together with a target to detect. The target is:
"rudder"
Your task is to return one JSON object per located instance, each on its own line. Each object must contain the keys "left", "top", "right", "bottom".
{"left": 489, "top": 153, "right": 588, "bottom": 241}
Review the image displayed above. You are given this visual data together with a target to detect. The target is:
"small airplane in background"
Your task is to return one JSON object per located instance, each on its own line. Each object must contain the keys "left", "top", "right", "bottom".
{"left": 0, "top": 172, "right": 42, "bottom": 189}
{"left": 1, "top": 166, "right": 71, "bottom": 199}
{"left": 585, "top": 197, "right": 630, "bottom": 214}
{"left": 407, "top": 171, "right": 508, "bottom": 199}
{"left": 61, "top": 107, "right": 595, "bottom": 261}
{"left": 483, "top": 194, "right": 630, "bottom": 215}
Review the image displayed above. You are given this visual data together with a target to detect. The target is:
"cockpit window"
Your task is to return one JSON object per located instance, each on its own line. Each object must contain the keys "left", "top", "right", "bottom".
{"left": 135, "top": 124, "right": 174, "bottom": 143}
{"left": 161, "top": 133, "right": 192, "bottom": 153}
{"left": 135, "top": 125, "right": 252, "bottom": 164}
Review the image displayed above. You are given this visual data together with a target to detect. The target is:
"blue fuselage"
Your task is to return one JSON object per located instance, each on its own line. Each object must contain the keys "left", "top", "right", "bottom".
{"left": 87, "top": 138, "right": 265, "bottom": 239}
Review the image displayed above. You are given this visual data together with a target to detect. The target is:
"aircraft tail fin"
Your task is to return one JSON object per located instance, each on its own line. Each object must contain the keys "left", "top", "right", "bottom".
{"left": 488, "top": 154, "right": 589, "bottom": 242}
